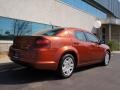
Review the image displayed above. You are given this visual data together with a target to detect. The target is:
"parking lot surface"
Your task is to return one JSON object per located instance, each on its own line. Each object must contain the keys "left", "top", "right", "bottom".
{"left": 0, "top": 53, "right": 120, "bottom": 90}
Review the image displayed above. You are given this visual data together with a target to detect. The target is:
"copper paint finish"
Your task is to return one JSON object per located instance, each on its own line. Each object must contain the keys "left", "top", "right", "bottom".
{"left": 9, "top": 28, "right": 110, "bottom": 70}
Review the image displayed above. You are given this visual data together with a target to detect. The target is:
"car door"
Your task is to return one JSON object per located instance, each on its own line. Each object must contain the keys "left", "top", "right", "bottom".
{"left": 84, "top": 32, "right": 104, "bottom": 62}
{"left": 72, "top": 31, "right": 91, "bottom": 64}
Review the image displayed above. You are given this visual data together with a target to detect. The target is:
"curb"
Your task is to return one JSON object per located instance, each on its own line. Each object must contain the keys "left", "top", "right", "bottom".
{"left": 112, "top": 51, "right": 120, "bottom": 54}
{"left": 0, "top": 56, "right": 11, "bottom": 63}
{"left": 0, "top": 58, "right": 11, "bottom": 63}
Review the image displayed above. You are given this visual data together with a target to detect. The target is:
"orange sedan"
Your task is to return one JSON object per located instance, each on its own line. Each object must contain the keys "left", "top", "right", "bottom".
{"left": 9, "top": 28, "right": 111, "bottom": 78}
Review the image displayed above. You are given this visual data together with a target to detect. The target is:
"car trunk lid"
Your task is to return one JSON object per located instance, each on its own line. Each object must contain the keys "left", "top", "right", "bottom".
{"left": 13, "top": 36, "right": 47, "bottom": 50}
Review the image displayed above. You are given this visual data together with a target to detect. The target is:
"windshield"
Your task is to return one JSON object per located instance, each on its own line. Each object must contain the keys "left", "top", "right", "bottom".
{"left": 33, "top": 28, "right": 64, "bottom": 36}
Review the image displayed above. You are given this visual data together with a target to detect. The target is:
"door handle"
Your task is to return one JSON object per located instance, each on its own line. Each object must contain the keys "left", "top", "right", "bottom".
{"left": 73, "top": 42, "right": 79, "bottom": 45}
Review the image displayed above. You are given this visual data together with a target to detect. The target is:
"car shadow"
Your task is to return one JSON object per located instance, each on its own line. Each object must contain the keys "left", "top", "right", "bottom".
{"left": 75, "top": 63, "right": 101, "bottom": 72}
{"left": 0, "top": 62, "right": 101, "bottom": 85}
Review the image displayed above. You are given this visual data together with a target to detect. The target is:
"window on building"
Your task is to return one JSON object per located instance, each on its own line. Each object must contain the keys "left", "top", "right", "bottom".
{"left": 0, "top": 17, "right": 58, "bottom": 40}
{"left": 60, "top": 0, "right": 107, "bottom": 19}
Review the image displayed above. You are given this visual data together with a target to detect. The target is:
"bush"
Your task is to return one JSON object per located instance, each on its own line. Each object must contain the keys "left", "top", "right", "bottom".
{"left": 107, "top": 40, "right": 120, "bottom": 51}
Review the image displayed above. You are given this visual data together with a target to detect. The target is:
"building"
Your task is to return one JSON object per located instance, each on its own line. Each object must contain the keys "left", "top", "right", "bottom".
{"left": 84, "top": 0, "right": 120, "bottom": 50}
{"left": 0, "top": 0, "right": 120, "bottom": 51}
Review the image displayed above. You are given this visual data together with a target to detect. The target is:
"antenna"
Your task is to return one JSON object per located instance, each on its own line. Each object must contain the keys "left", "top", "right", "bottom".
{"left": 49, "top": 21, "right": 54, "bottom": 29}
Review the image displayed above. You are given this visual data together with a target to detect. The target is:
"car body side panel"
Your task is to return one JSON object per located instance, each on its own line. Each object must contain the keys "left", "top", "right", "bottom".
{"left": 85, "top": 42, "right": 105, "bottom": 62}
{"left": 54, "top": 46, "right": 79, "bottom": 66}
{"left": 68, "top": 29, "right": 94, "bottom": 64}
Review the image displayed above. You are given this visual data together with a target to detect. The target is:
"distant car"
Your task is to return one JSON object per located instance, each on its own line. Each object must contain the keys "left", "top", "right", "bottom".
{"left": 9, "top": 28, "right": 111, "bottom": 78}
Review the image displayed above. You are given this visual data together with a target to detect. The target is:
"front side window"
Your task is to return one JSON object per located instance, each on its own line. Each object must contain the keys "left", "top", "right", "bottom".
{"left": 75, "top": 31, "right": 86, "bottom": 41}
{"left": 85, "top": 32, "right": 99, "bottom": 43}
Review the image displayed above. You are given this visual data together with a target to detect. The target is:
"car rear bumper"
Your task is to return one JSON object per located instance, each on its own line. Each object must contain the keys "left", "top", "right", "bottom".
{"left": 11, "top": 59, "right": 57, "bottom": 70}
{"left": 9, "top": 47, "right": 58, "bottom": 70}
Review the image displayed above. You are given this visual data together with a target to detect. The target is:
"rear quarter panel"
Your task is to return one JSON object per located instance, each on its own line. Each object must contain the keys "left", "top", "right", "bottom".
{"left": 45, "top": 36, "right": 79, "bottom": 67}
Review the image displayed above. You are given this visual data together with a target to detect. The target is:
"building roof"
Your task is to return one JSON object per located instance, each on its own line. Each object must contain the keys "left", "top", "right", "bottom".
{"left": 83, "top": 0, "right": 120, "bottom": 18}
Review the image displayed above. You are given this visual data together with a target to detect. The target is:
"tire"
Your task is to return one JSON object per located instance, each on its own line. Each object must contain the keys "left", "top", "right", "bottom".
{"left": 102, "top": 51, "right": 110, "bottom": 66}
{"left": 58, "top": 54, "right": 75, "bottom": 78}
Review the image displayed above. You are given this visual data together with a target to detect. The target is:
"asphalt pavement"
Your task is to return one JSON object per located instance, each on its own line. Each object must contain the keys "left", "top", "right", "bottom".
{"left": 0, "top": 53, "right": 120, "bottom": 90}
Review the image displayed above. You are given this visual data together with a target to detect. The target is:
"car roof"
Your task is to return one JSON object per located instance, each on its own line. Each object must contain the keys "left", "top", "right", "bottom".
{"left": 63, "top": 27, "right": 91, "bottom": 33}
{"left": 33, "top": 27, "right": 91, "bottom": 36}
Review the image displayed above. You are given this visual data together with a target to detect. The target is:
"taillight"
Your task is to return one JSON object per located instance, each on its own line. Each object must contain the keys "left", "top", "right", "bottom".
{"left": 35, "top": 38, "right": 50, "bottom": 48}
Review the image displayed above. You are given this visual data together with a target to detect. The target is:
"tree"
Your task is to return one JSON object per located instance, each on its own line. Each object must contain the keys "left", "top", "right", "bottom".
{"left": 5, "top": 31, "right": 10, "bottom": 35}
{"left": 0, "top": 29, "right": 3, "bottom": 36}
{"left": 13, "top": 20, "right": 32, "bottom": 36}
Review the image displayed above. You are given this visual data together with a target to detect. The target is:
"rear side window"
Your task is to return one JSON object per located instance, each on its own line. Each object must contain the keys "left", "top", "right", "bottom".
{"left": 33, "top": 28, "right": 64, "bottom": 36}
{"left": 85, "top": 32, "right": 99, "bottom": 43}
{"left": 75, "top": 31, "right": 86, "bottom": 41}
{"left": 42, "top": 28, "right": 64, "bottom": 36}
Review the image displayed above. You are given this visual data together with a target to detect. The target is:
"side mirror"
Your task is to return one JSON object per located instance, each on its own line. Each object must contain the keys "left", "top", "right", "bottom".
{"left": 98, "top": 40, "right": 105, "bottom": 44}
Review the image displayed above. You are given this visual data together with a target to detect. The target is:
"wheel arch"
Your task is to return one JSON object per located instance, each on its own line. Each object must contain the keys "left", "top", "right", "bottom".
{"left": 58, "top": 50, "right": 79, "bottom": 68}
{"left": 106, "top": 49, "right": 111, "bottom": 59}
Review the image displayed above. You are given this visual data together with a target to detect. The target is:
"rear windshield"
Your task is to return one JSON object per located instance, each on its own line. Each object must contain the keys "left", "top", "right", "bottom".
{"left": 33, "top": 28, "right": 64, "bottom": 36}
